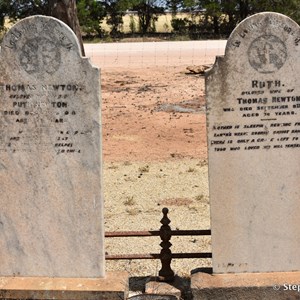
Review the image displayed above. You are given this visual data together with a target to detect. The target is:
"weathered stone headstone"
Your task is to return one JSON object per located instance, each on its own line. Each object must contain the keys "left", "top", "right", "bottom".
{"left": 0, "top": 16, "right": 104, "bottom": 277}
{"left": 206, "top": 12, "right": 300, "bottom": 273}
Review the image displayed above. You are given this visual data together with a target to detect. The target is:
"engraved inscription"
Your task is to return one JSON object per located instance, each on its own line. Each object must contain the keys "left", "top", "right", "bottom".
{"left": 20, "top": 37, "right": 61, "bottom": 75}
{"left": 248, "top": 35, "right": 287, "bottom": 73}
{"left": 211, "top": 121, "right": 300, "bottom": 152}
{"left": 210, "top": 77, "right": 300, "bottom": 153}
{"left": 0, "top": 82, "right": 84, "bottom": 154}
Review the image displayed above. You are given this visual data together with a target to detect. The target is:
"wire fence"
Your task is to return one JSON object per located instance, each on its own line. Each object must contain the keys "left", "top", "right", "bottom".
{"left": 85, "top": 40, "right": 227, "bottom": 69}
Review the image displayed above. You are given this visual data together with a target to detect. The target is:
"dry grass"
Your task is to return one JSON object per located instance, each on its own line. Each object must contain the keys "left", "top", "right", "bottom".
{"left": 138, "top": 165, "right": 150, "bottom": 173}
{"left": 187, "top": 167, "right": 196, "bottom": 173}
{"left": 123, "top": 196, "right": 136, "bottom": 206}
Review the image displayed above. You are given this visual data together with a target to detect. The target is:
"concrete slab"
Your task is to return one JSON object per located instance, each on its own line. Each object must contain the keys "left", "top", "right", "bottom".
{"left": 191, "top": 271, "right": 300, "bottom": 299}
{"left": 0, "top": 271, "right": 128, "bottom": 299}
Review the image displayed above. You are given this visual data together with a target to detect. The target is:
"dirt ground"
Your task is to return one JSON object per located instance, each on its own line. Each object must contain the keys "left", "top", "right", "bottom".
{"left": 85, "top": 42, "right": 225, "bottom": 278}
{"left": 101, "top": 66, "right": 207, "bottom": 162}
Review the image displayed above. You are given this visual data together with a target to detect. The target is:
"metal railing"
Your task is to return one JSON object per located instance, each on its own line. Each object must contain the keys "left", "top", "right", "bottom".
{"left": 105, "top": 207, "right": 212, "bottom": 282}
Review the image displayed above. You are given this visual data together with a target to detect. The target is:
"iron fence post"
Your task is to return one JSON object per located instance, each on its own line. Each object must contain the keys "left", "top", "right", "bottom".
{"left": 158, "top": 207, "right": 175, "bottom": 282}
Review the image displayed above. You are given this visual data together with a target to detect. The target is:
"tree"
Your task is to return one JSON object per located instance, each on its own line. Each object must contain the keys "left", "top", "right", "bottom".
{"left": 202, "top": 0, "right": 222, "bottom": 35}
{"left": 220, "top": 0, "right": 237, "bottom": 34}
{"left": 181, "top": 0, "right": 200, "bottom": 11}
{"left": 77, "top": 0, "right": 106, "bottom": 39}
{"left": 282, "top": 0, "right": 300, "bottom": 24}
{"left": 101, "top": 0, "right": 130, "bottom": 37}
{"left": 237, "top": 0, "right": 249, "bottom": 20}
{"left": 0, "top": 1, "right": 10, "bottom": 30}
{"left": 3, "top": 0, "right": 300, "bottom": 41}
{"left": 49, "top": 0, "right": 85, "bottom": 55}
{"left": 249, "top": 0, "right": 300, "bottom": 23}
{"left": 1, "top": 0, "right": 50, "bottom": 20}
{"left": 179, "top": 0, "right": 300, "bottom": 37}
{"left": 0, "top": 0, "right": 51, "bottom": 39}
{"left": 166, "top": 0, "right": 182, "bottom": 17}
{"left": 130, "top": 0, "right": 165, "bottom": 35}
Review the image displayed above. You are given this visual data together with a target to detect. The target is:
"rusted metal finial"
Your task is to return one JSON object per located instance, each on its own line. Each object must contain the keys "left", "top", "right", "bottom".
{"left": 158, "top": 207, "right": 175, "bottom": 282}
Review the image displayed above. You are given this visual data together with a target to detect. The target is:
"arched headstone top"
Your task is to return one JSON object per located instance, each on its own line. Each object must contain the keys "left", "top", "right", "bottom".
{"left": 1, "top": 15, "right": 82, "bottom": 77}
{"left": 221, "top": 12, "right": 300, "bottom": 75}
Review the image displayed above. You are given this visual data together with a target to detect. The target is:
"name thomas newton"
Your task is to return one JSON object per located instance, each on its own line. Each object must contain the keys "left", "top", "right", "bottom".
{"left": 0, "top": 83, "right": 83, "bottom": 119}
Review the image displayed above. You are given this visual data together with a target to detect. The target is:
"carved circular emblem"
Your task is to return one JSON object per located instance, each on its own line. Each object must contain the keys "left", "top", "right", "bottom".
{"left": 248, "top": 35, "right": 287, "bottom": 73}
{"left": 19, "top": 37, "right": 61, "bottom": 75}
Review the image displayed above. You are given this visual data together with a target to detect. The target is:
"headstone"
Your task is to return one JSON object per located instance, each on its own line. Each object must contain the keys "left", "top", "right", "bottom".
{"left": 0, "top": 16, "right": 104, "bottom": 277}
{"left": 206, "top": 12, "right": 300, "bottom": 273}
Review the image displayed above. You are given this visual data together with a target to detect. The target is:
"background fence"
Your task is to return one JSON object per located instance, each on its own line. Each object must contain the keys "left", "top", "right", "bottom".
{"left": 85, "top": 40, "right": 226, "bottom": 69}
